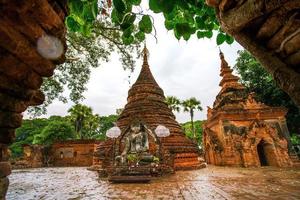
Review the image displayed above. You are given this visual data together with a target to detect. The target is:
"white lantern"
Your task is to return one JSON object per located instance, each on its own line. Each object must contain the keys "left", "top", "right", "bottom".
{"left": 155, "top": 125, "right": 170, "bottom": 137}
{"left": 106, "top": 126, "right": 121, "bottom": 138}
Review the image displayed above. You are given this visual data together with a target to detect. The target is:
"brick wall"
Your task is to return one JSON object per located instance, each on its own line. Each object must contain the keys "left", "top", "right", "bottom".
{"left": 51, "top": 140, "right": 101, "bottom": 167}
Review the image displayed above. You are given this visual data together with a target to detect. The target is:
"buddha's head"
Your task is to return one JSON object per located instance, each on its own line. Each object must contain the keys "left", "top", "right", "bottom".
{"left": 131, "top": 124, "right": 140, "bottom": 133}
{"left": 130, "top": 121, "right": 144, "bottom": 134}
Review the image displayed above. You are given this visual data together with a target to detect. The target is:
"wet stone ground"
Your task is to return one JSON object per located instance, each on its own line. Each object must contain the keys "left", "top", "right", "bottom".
{"left": 7, "top": 166, "right": 300, "bottom": 200}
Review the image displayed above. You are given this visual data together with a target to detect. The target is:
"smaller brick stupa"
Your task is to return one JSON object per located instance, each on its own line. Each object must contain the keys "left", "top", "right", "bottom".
{"left": 203, "top": 51, "right": 292, "bottom": 167}
{"left": 96, "top": 45, "right": 204, "bottom": 173}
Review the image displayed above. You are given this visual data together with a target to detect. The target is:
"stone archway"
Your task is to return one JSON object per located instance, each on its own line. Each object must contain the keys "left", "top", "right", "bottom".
{"left": 257, "top": 140, "right": 268, "bottom": 166}
{"left": 256, "top": 139, "right": 277, "bottom": 167}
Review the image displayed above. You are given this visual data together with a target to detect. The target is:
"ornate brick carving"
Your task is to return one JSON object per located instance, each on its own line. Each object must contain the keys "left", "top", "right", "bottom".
{"left": 203, "top": 52, "right": 292, "bottom": 167}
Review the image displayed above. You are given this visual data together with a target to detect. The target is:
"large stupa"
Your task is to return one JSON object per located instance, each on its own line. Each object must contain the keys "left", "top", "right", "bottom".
{"left": 97, "top": 46, "right": 203, "bottom": 171}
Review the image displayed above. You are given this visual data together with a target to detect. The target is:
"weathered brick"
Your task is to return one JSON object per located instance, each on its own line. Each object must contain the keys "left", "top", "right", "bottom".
{"left": 0, "top": 162, "right": 11, "bottom": 178}
{"left": 0, "top": 111, "right": 22, "bottom": 129}
{"left": 203, "top": 52, "right": 292, "bottom": 167}
{"left": 0, "top": 129, "right": 15, "bottom": 144}
{"left": 0, "top": 177, "right": 8, "bottom": 199}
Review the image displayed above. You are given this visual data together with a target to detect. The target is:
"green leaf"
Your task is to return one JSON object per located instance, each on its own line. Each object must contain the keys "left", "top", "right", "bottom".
{"left": 206, "top": 23, "right": 214, "bottom": 30}
{"left": 190, "top": 26, "right": 196, "bottom": 34}
{"left": 71, "top": 14, "right": 85, "bottom": 25}
{"left": 176, "top": 1, "right": 189, "bottom": 10}
{"left": 65, "top": 16, "right": 81, "bottom": 32}
{"left": 149, "top": 0, "right": 161, "bottom": 13}
{"left": 69, "top": 0, "right": 83, "bottom": 15}
{"left": 164, "top": 20, "right": 174, "bottom": 30}
{"left": 135, "top": 31, "right": 145, "bottom": 42}
{"left": 204, "top": 30, "right": 213, "bottom": 38}
{"left": 184, "top": 13, "right": 194, "bottom": 25}
{"left": 195, "top": 16, "right": 205, "bottom": 29}
{"left": 91, "top": 0, "right": 98, "bottom": 19}
{"left": 82, "top": 4, "right": 96, "bottom": 23}
{"left": 197, "top": 31, "right": 205, "bottom": 39}
{"left": 174, "top": 28, "right": 181, "bottom": 40}
{"left": 122, "top": 25, "right": 134, "bottom": 37}
{"left": 216, "top": 33, "right": 226, "bottom": 45}
{"left": 80, "top": 23, "right": 92, "bottom": 37}
{"left": 122, "top": 34, "right": 134, "bottom": 45}
{"left": 175, "top": 23, "right": 191, "bottom": 37}
{"left": 206, "top": 7, "right": 215, "bottom": 15}
{"left": 160, "top": 1, "right": 175, "bottom": 14}
{"left": 125, "top": 2, "right": 133, "bottom": 12}
{"left": 113, "top": 0, "right": 126, "bottom": 13}
{"left": 131, "top": 0, "right": 141, "bottom": 6}
{"left": 111, "top": 9, "right": 120, "bottom": 24}
{"left": 183, "top": 32, "right": 191, "bottom": 41}
{"left": 139, "top": 15, "right": 152, "bottom": 33}
{"left": 120, "top": 13, "right": 136, "bottom": 30}
{"left": 111, "top": 8, "right": 125, "bottom": 24}
{"left": 225, "top": 34, "right": 234, "bottom": 44}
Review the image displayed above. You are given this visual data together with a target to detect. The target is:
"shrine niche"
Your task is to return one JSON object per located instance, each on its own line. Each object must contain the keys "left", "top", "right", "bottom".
{"left": 106, "top": 121, "right": 164, "bottom": 182}
{"left": 95, "top": 46, "right": 205, "bottom": 179}
{"left": 115, "top": 121, "right": 159, "bottom": 166}
{"left": 203, "top": 51, "right": 292, "bottom": 167}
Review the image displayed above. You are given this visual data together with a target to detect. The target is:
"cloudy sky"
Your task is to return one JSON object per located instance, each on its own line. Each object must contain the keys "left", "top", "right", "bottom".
{"left": 32, "top": 13, "right": 243, "bottom": 123}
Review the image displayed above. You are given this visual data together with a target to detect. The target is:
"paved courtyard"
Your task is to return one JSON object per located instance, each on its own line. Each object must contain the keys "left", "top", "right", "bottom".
{"left": 7, "top": 166, "right": 300, "bottom": 200}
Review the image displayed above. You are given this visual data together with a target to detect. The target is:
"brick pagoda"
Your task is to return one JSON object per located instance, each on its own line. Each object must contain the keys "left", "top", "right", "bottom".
{"left": 203, "top": 51, "right": 292, "bottom": 167}
{"left": 97, "top": 46, "right": 204, "bottom": 171}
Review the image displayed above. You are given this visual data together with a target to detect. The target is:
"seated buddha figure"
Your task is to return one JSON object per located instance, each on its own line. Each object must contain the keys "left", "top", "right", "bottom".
{"left": 116, "top": 122, "right": 156, "bottom": 165}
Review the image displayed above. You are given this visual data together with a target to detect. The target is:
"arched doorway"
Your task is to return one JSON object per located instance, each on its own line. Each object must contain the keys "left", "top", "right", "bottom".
{"left": 257, "top": 140, "right": 268, "bottom": 166}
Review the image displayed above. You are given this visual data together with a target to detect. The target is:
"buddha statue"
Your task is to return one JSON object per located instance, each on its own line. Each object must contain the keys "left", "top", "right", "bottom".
{"left": 116, "top": 122, "right": 157, "bottom": 165}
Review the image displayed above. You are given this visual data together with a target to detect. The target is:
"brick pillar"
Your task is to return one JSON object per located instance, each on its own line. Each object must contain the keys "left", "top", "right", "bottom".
{"left": 0, "top": 144, "right": 11, "bottom": 199}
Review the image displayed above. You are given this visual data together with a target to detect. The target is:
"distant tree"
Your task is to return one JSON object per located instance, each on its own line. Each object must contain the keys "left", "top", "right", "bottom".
{"left": 182, "top": 97, "right": 203, "bottom": 140}
{"left": 234, "top": 50, "right": 300, "bottom": 136}
{"left": 32, "top": 121, "right": 76, "bottom": 145}
{"left": 68, "top": 104, "right": 93, "bottom": 139}
{"left": 86, "top": 114, "right": 101, "bottom": 138}
{"left": 10, "top": 112, "right": 105, "bottom": 158}
{"left": 181, "top": 120, "right": 205, "bottom": 146}
{"left": 9, "top": 118, "right": 50, "bottom": 158}
{"left": 98, "top": 115, "right": 119, "bottom": 140}
{"left": 165, "top": 96, "right": 181, "bottom": 113}
{"left": 291, "top": 135, "right": 300, "bottom": 146}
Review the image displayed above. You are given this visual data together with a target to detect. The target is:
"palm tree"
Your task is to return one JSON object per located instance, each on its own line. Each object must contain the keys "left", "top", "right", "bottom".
{"left": 165, "top": 96, "right": 181, "bottom": 113}
{"left": 87, "top": 114, "right": 100, "bottom": 138}
{"left": 68, "top": 104, "right": 93, "bottom": 139}
{"left": 182, "top": 97, "right": 203, "bottom": 139}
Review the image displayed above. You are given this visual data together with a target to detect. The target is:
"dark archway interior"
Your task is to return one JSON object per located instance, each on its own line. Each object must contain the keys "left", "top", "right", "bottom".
{"left": 257, "top": 140, "right": 268, "bottom": 166}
